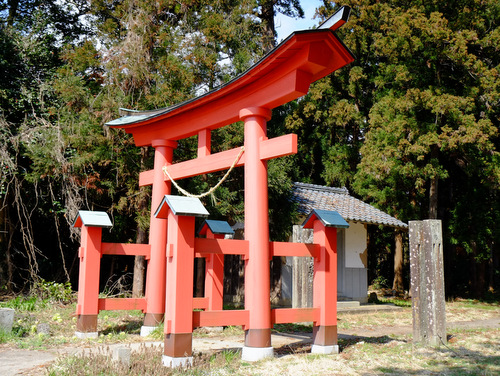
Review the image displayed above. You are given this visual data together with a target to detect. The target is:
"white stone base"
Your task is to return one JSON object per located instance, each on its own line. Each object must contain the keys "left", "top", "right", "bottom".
{"left": 311, "top": 344, "right": 339, "bottom": 355}
{"left": 241, "top": 346, "right": 274, "bottom": 362}
{"left": 140, "top": 325, "right": 158, "bottom": 337}
{"left": 75, "top": 331, "right": 98, "bottom": 339}
{"left": 162, "top": 355, "right": 193, "bottom": 368}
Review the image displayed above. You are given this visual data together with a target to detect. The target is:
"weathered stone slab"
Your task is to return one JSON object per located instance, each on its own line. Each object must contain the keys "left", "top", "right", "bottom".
{"left": 0, "top": 308, "right": 15, "bottom": 333}
{"left": 409, "top": 220, "right": 446, "bottom": 346}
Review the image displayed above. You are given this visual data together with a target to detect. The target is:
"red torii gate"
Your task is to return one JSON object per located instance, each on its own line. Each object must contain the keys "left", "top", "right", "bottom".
{"left": 75, "top": 6, "right": 354, "bottom": 367}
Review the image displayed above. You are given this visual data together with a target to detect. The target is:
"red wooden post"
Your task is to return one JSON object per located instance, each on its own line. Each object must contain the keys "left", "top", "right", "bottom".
{"left": 142, "top": 139, "right": 177, "bottom": 335}
{"left": 73, "top": 211, "right": 112, "bottom": 338}
{"left": 240, "top": 107, "right": 274, "bottom": 361}
{"left": 155, "top": 195, "right": 209, "bottom": 368}
{"left": 75, "top": 225, "right": 102, "bottom": 337}
{"left": 312, "top": 220, "right": 338, "bottom": 354}
{"left": 204, "top": 228, "right": 224, "bottom": 311}
{"left": 163, "top": 212, "right": 196, "bottom": 367}
{"left": 303, "top": 209, "right": 348, "bottom": 354}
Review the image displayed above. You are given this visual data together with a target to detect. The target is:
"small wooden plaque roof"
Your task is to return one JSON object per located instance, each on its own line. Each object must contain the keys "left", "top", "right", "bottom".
{"left": 302, "top": 209, "right": 349, "bottom": 229}
{"left": 155, "top": 195, "right": 209, "bottom": 219}
{"left": 73, "top": 211, "right": 113, "bottom": 228}
{"left": 198, "top": 220, "right": 235, "bottom": 236}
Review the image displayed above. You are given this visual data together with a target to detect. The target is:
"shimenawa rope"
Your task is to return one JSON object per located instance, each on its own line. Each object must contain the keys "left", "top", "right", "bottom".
{"left": 162, "top": 146, "right": 245, "bottom": 198}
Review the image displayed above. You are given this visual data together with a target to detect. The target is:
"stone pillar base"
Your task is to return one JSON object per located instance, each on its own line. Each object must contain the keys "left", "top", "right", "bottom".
{"left": 162, "top": 355, "right": 193, "bottom": 368}
{"left": 241, "top": 346, "right": 274, "bottom": 362}
{"left": 140, "top": 325, "right": 158, "bottom": 337}
{"left": 311, "top": 344, "right": 339, "bottom": 354}
{"left": 75, "top": 331, "right": 98, "bottom": 339}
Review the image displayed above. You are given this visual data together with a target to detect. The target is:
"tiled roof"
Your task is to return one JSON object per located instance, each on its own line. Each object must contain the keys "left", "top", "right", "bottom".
{"left": 292, "top": 182, "right": 407, "bottom": 229}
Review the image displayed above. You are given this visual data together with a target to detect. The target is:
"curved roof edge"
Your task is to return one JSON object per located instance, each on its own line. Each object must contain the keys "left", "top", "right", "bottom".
{"left": 292, "top": 182, "right": 408, "bottom": 229}
{"left": 105, "top": 7, "right": 354, "bottom": 140}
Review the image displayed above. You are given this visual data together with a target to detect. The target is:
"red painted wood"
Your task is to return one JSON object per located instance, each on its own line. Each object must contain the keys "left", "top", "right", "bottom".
{"left": 101, "top": 243, "right": 151, "bottom": 258}
{"left": 98, "top": 298, "right": 146, "bottom": 312}
{"left": 193, "top": 310, "right": 249, "bottom": 328}
{"left": 164, "top": 213, "right": 195, "bottom": 334}
{"left": 76, "top": 226, "right": 102, "bottom": 316}
{"left": 313, "top": 221, "right": 338, "bottom": 327}
{"left": 138, "top": 133, "right": 297, "bottom": 186}
{"left": 193, "top": 297, "right": 209, "bottom": 310}
{"left": 194, "top": 238, "right": 249, "bottom": 258}
{"left": 198, "top": 129, "right": 211, "bottom": 157}
{"left": 204, "top": 230, "right": 224, "bottom": 311}
{"left": 144, "top": 140, "right": 176, "bottom": 324}
{"left": 270, "top": 241, "right": 320, "bottom": 258}
{"left": 271, "top": 308, "right": 319, "bottom": 324}
{"left": 242, "top": 108, "right": 272, "bottom": 346}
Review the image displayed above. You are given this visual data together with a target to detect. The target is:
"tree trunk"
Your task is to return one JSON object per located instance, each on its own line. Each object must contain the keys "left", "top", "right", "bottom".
{"left": 429, "top": 176, "right": 438, "bottom": 219}
{"left": 392, "top": 231, "right": 404, "bottom": 292}
{"left": 260, "top": 0, "right": 276, "bottom": 53}
{"left": 132, "top": 147, "right": 149, "bottom": 298}
{"left": 270, "top": 256, "right": 282, "bottom": 305}
{"left": 7, "top": 0, "right": 20, "bottom": 27}
{"left": 194, "top": 258, "right": 205, "bottom": 297}
{"left": 429, "top": 145, "right": 439, "bottom": 219}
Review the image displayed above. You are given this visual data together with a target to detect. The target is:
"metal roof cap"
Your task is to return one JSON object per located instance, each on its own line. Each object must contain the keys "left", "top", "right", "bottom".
{"left": 198, "top": 220, "right": 235, "bottom": 236}
{"left": 155, "top": 195, "right": 209, "bottom": 219}
{"left": 73, "top": 211, "right": 113, "bottom": 228}
{"left": 302, "top": 209, "right": 349, "bottom": 229}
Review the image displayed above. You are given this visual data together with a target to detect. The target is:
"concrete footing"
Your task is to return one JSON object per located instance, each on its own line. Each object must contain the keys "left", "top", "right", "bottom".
{"left": 162, "top": 355, "right": 193, "bottom": 368}
{"left": 140, "top": 325, "right": 157, "bottom": 337}
{"left": 311, "top": 344, "right": 339, "bottom": 354}
{"left": 241, "top": 346, "right": 274, "bottom": 362}
{"left": 75, "top": 331, "right": 98, "bottom": 339}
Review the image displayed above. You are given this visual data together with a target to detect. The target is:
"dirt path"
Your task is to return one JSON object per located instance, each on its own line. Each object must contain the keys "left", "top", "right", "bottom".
{"left": 1, "top": 318, "right": 498, "bottom": 376}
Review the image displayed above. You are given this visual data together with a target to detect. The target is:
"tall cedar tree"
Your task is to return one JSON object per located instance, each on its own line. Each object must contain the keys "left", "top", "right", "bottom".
{"left": 287, "top": 0, "right": 499, "bottom": 296}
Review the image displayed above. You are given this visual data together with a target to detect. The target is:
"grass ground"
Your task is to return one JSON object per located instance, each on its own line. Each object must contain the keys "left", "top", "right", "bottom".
{"left": 1, "top": 295, "right": 498, "bottom": 375}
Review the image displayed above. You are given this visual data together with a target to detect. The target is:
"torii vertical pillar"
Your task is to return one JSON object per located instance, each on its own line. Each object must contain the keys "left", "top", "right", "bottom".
{"left": 141, "top": 139, "right": 177, "bottom": 336}
{"left": 240, "top": 107, "right": 273, "bottom": 361}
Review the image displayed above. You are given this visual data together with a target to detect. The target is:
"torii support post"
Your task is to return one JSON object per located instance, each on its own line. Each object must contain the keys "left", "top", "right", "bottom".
{"left": 73, "top": 211, "right": 113, "bottom": 338}
{"left": 303, "top": 209, "right": 349, "bottom": 354}
{"left": 240, "top": 107, "right": 274, "bottom": 361}
{"left": 155, "top": 195, "right": 209, "bottom": 368}
{"left": 141, "top": 139, "right": 177, "bottom": 336}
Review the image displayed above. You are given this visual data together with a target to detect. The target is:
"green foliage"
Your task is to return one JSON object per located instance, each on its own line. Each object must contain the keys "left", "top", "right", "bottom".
{"left": 0, "top": 296, "right": 45, "bottom": 311}
{"left": 370, "top": 276, "right": 390, "bottom": 290}
{"left": 290, "top": 0, "right": 500, "bottom": 297}
{"left": 31, "top": 279, "right": 73, "bottom": 304}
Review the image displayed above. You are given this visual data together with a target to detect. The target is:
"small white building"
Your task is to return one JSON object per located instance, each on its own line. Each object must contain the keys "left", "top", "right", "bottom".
{"left": 281, "top": 183, "right": 407, "bottom": 305}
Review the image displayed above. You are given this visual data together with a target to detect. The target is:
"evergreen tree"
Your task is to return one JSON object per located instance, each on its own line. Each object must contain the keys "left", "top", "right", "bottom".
{"left": 288, "top": 0, "right": 499, "bottom": 296}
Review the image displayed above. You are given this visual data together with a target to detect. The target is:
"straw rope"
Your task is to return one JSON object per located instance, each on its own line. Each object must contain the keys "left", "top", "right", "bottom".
{"left": 162, "top": 146, "right": 245, "bottom": 198}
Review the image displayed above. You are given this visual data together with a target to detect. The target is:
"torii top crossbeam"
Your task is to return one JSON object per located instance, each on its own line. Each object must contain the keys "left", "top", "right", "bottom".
{"left": 106, "top": 7, "right": 354, "bottom": 145}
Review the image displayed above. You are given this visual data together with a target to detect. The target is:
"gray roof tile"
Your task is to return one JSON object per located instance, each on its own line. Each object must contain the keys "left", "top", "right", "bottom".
{"left": 292, "top": 182, "right": 407, "bottom": 229}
